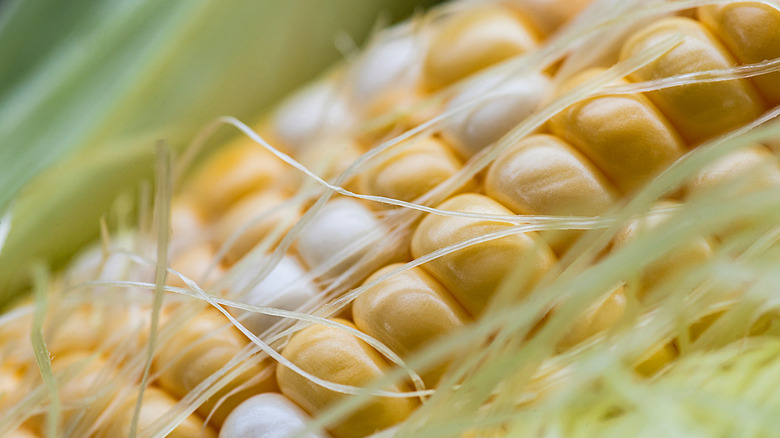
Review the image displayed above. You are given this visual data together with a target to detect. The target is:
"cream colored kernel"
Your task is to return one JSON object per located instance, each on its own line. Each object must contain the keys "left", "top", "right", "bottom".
{"left": 440, "top": 70, "right": 552, "bottom": 158}
{"left": 220, "top": 393, "right": 329, "bottom": 438}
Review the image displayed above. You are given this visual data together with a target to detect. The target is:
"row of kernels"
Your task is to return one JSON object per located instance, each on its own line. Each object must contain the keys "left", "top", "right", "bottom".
{"left": 6, "top": 347, "right": 216, "bottom": 437}
{"left": 84, "top": 2, "right": 780, "bottom": 434}
{"left": 167, "top": 4, "right": 780, "bottom": 437}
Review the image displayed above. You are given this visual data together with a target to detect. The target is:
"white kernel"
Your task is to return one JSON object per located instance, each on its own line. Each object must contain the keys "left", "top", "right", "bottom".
{"left": 441, "top": 70, "right": 551, "bottom": 158}
{"left": 350, "top": 33, "right": 422, "bottom": 105}
{"left": 273, "top": 81, "right": 355, "bottom": 153}
{"left": 219, "top": 393, "right": 328, "bottom": 438}
{"left": 232, "top": 255, "right": 319, "bottom": 335}
{"left": 296, "top": 198, "right": 386, "bottom": 274}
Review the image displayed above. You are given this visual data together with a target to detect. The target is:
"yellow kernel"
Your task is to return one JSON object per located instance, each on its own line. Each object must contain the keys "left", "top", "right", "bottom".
{"left": 635, "top": 342, "right": 678, "bottom": 376}
{"left": 423, "top": 6, "right": 538, "bottom": 90}
{"left": 699, "top": 2, "right": 780, "bottom": 105}
{"left": 277, "top": 318, "right": 417, "bottom": 438}
{"left": 556, "top": 287, "right": 627, "bottom": 352}
{"left": 507, "top": 0, "right": 593, "bottom": 35}
{"left": 99, "top": 387, "right": 217, "bottom": 438}
{"left": 620, "top": 17, "right": 765, "bottom": 144}
{"left": 8, "top": 427, "right": 38, "bottom": 438}
{"left": 550, "top": 68, "right": 685, "bottom": 193}
{"left": 485, "top": 134, "right": 618, "bottom": 252}
{"left": 153, "top": 310, "right": 276, "bottom": 426}
{"left": 613, "top": 201, "right": 715, "bottom": 300}
{"left": 353, "top": 264, "right": 471, "bottom": 386}
{"left": 185, "top": 138, "right": 287, "bottom": 219}
{"left": 686, "top": 144, "right": 780, "bottom": 198}
{"left": 215, "top": 190, "right": 301, "bottom": 265}
{"left": 411, "top": 193, "right": 556, "bottom": 316}
{"left": 168, "top": 242, "right": 224, "bottom": 289}
{"left": 359, "top": 136, "right": 463, "bottom": 203}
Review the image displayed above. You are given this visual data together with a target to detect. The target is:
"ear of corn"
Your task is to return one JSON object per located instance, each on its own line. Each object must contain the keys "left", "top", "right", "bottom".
{"left": 3, "top": 0, "right": 780, "bottom": 437}
{"left": 0, "top": 0, "right": 440, "bottom": 306}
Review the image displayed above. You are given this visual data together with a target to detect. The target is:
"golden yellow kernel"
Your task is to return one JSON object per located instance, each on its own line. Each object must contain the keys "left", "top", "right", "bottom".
{"left": 698, "top": 2, "right": 780, "bottom": 105}
{"left": 168, "top": 242, "right": 224, "bottom": 289}
{"left": 353, "top": 264, "right": 471, "bottom": 386}
{"left": 26, "top": 352, "right": 118, "bottom": 433}
{"left": 620, "top": 17, "right": 765, "bottom": 144}
{"left": 215, "top": 190, "right": 301, "bottom": 265}
{"left": 507, "top": 0, "right": 593, "bottom": 35}
{"left": 359, "top": 136, "right": 464, "bottom": 203}
{"left": 411, "top": 193, "right": 556, "bottom": 316}
{"left": 277, "top": 318, "right": 417, "bottom": 438}
{"left": 556, "top": 287, "right": 627, "bottom": 352}
{"left": 613, "top": 202, "right": 715, "bottom": 300}
{"left": 184, "top": 137, "right": 287, "bottom": 219}
{"left": 7, "top": 427, "right": 38, "bottom": 438}
{"left": 551, "top": 69, "right": 685, "bottom": 193}
{"left": 635, "top": 342, "right": 678, "bottom": 377}
{"left": 0, "top": 365, "right": 24, "bottom": 411}
{"left": 686, "top": 144, "right": 780, "bottom": 198}
{"left": 153, "top": 310, "right": 277, "bottom": 426}
{"left": 99, "top": 387, "right": 217, "bottom": 438}
{"left": 423, "top": 6, "right": 538, "bottom": 90}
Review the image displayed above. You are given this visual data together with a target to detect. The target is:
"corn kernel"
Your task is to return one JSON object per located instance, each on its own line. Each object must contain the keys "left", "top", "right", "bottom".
{"left": 185, "top": 138, "right": 288, "bottom": 219}
{"left": 411, "top": 193, "right": 556, "bottom": 316}
{"left": 230, "top": 255, "right": 319, "bottom": 336}
{"left": 485, "top": 134, "right": 618, "bottom": 252}
{"left": 153, "top": 310, "right": 276, "bottom": 426}
{"left": 99, "top": 387, "right": 217, "bottom": 438}
{"left": 273, "top": 81, "right": 356, "bottom": 153}
{"left": 277, "top": 319, "right": 417, "bottom": 438}
{"left": 220, "top": 393, "right": 328, "bottom": 438}
{"left": 556, "top": 287, "right": 626, "bottom": 352}
{"left": 423, "top": 6, "right": 538, "bottom": 90}
{"left": 215, "top": 190, "right": 301, "bottom": 265}
{"left": 698, "top": 2, "right": 780, "bottom": 105}
{"left": 296, "top": 198, "right": 387, "bottom": 275}
{"left": 358, "top": 135, "right": 463, "bottom": 203}
{"left": 352, "top": 264, "right": 471, "bottom": 386}
{"left": 440, "top": 70, "right": 551, "bottom": 158}
{"left": 613, "top": 202, "right": 715, "bottom": 300}
{"left": 550, "top": 68, "right": 685, "bottom": 192}
{"left": 620, "top": 17, "right": 765, "bottom": 144}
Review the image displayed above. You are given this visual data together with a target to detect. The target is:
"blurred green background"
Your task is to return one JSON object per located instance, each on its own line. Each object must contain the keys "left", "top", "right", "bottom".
{"left": 0, "top": 0, "right": 438, "bottom": 306}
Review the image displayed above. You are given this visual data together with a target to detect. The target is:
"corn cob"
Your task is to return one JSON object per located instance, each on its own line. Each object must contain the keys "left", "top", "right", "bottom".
{"left": 3, "top": 0, "right": 780, "bottom": 437}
